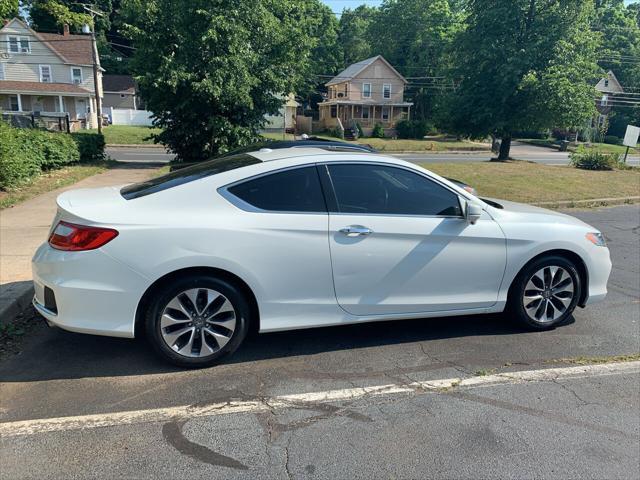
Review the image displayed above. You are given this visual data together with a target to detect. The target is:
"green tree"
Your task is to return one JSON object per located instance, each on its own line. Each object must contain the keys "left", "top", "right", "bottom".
{"left": 338, "top": 5, "right": 377, "bottom": 65}
{"left": 367, "top": 0, "right": 463, "bottom": 121}
{"left": 446, "top": 0, "right": 600, "bottom": 160}
{"left": 593, "top": 0, "right": 640, "bottom": 88}
{"left": 0, "top": 0, "right": 18, "bottom": 19}
{"left": 121, "top": 0, "right": 317, "bottom": 161}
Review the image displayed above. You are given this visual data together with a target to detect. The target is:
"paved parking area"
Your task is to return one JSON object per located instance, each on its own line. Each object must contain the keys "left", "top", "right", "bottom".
{"left": 0, "top": 205, "right": 638, "bottom": 479}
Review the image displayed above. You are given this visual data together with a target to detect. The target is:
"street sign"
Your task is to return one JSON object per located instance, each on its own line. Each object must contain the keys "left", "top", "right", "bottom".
{"left": 623, "top": 125, "right": 639, "bottom": 148}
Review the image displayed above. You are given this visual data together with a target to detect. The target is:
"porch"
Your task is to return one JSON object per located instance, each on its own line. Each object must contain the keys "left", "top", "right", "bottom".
{"left": 0, "top": 84, "right": 99, "bottom": 130}
{"left": 319, "top": 101, "right": 412, "bottom": 132}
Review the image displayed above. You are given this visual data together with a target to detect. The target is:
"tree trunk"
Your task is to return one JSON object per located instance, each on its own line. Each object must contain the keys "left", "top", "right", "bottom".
{"left": 498, "top": 134, "right": 511, "bottom": 160}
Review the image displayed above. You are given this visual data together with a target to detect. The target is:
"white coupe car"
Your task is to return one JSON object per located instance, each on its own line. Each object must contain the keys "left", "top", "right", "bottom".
{"left": 32, "top": 147, "right": 612, "bottom": 367}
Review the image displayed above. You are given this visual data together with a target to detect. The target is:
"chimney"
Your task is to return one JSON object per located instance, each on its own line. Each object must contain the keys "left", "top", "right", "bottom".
{"left": 63, "top": 24, "right": 70, "bottom": 36}
{"left": 3, "top": 19, "right": 10, "bottom": 26}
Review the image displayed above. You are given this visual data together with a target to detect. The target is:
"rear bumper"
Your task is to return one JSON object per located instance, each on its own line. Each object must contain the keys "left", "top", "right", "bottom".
{"left": 31, "top": 242, "right": 149, "bottom": 338}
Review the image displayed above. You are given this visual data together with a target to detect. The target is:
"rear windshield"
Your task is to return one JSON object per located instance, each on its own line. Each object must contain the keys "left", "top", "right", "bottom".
{"left": 120, "top": 153, "right": 261, "bottom": 200}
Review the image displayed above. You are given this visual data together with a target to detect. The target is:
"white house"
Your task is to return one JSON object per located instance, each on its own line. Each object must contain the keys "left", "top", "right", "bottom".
{"left": 0, "top": 18, "right": 103, "bottom": 130}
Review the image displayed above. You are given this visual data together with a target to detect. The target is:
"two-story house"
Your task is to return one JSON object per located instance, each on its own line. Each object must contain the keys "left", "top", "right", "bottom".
{"left": 0, "top": 18, "right": 103, "bottom": 130}
{"left": 319, "top": 55, "right": 412, "bottom": 135}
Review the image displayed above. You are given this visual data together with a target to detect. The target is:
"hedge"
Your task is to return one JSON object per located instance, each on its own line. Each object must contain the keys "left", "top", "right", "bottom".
{"left": 0, "top": 122, "right": 104, "bottom": 190}
{"left": 72, "top": 131, "right": 106, "bottom": 162}
{"left": 395, "top": 120, "right": 434, "bottom": 139}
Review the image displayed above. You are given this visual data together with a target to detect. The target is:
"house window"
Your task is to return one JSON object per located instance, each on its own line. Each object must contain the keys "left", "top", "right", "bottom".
{"left": 362, "top": 83, "right": 371, "bottom": 98}
{"left": 330, "top": 105, "right": 337, "bottom": 118}
{"left": 604, "top": 79, "right": 609, "bottom": 88}
{"left": 362, "top": 106, "right": 370, "bottom": 119}
{"left": 71, "top": 67, "right": 83, "bottom": 84}
{"left": 383, "top": 84, "right": 391, "bottom": 99}
{"left": 9, "top": 95, "right": 19, "bottom": 111}
{"left": 382, "top": 106, "right": 389, "bottom": 121}
{"left": 8, "top": 36, "right": 30, "bottom": 53}
{"left": 0, "top": 62, "right": 4, "bottom": 80}
{"left": 39, "top": 65, "right": 52, "bottom": 83}
{"left": 120, "top": 94, "right": 126, "bottom": 98}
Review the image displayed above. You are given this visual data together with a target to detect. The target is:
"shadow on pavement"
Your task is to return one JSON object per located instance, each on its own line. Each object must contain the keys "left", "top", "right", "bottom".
{"left": 0, "top": 311, "right": 571, "bottom": 383}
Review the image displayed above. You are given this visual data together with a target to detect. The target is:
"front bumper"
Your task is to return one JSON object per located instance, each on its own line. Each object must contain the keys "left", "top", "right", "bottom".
{"left": 31, "top": 242, "right": 149, "bottom": 338}
{"left": 582, "top": 245, "right": 612, "bottom": 306}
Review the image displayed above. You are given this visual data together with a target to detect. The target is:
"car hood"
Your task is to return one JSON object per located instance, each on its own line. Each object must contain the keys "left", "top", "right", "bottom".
{"left": 483, "top": 198, "right": 594, "bottom": 229}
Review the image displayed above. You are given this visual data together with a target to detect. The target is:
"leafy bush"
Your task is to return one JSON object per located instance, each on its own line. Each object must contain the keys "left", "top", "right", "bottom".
{"left": 395, "top": 120, "right": 433, "bottom": 139}
{"left": 603, "top": 135, "right": 622, "bottom": 146}
{"left": 570, "top": 147, "right": 622, "bottom": 170}
{"left": 356, "top": 122, "right": 364, "bottom": 138}
{"left": 42, "top": 131, "right": 80, "bottom": 168}
{"left": 0, "top": 122, "right": 83, "bottom": 190}
{"left": 0, "top": 123, "right": 41, "bottom": 189}
{"left": 72, "top": 132, "right": 106, "bottom": 162}
{"left": 326, "top": 126, "right": 344, "bottom": 139}
{"left": 372, "top": 122, "right": 385, "bottom": 138}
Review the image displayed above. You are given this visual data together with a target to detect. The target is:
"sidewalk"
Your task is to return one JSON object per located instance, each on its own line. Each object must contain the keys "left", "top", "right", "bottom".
{"left": 0, "top": 163, "right": 160, "bottom": 322}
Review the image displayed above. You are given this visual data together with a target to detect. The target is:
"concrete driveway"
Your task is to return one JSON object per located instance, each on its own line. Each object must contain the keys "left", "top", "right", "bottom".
{"left": 1, "top": 205, "right": 638, "bottom": 479}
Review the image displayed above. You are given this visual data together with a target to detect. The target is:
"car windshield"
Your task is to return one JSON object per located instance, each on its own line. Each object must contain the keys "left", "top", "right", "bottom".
{"left": 120, "top": 153, "right": 261, "bottom": 200}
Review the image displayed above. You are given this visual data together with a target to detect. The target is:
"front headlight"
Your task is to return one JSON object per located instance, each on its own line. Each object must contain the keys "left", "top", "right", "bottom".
{"left": 586, "top": 232, "right": 606, "bottom": 247}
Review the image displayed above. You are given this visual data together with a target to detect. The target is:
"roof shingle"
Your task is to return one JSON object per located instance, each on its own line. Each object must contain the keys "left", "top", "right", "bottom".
{"left": 0, "top": 80, "right": 92, "bottom": 95}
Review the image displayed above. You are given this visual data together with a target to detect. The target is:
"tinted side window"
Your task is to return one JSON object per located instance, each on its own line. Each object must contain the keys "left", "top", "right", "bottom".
{"left": 227, "top": 167, "right": 326, "bottom": 213}
{"left": 327, "top": 164, "right": 462, "bottom": 216}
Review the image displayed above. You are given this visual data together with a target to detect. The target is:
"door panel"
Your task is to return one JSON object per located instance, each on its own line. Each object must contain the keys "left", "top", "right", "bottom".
{"left": 323, "top": 162, "right": 506, "bottom": 316}
{"left": 329, "top": 214, "right": 506, "bottom": 315}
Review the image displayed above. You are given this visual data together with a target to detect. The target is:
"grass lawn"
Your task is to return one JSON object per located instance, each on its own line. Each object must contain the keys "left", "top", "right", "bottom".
{"left": 424, "top": 161, "right": 640, "bottom": 204}
{"left": 102, "top": 125, "right": 162, "bottom": 145}
{"left": 315, "top": 134, "right": 489, "bottom": 152}
{"left": 519, "top": 138, "right": 639, "bottom": 155}
{"left": 0, "top": 162, "right": 111, "bottom": 209}
{"left": 261, "top": 132, "right": 296, "bottom": 141}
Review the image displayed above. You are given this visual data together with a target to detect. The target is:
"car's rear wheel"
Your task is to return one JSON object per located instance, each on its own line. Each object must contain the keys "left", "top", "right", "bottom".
{"left": 508, "top": 255, "right": 581, "bottom": 330}
{"left": 145, "top": 275, "right": 250, "bottom": 367}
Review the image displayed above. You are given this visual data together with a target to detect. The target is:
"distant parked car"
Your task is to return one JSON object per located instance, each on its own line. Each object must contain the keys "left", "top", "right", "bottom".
{"left": 171, "top": 138, "right": 479, "bottom": 195}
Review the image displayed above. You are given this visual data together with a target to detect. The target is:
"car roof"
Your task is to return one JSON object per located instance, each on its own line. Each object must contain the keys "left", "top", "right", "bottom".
{"left": 246, "top": 147, "right": 389, "bottom": 163}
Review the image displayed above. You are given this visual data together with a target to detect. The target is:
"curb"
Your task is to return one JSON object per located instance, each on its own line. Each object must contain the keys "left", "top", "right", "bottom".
{"left": 533, "top": 196, "right": 640, "bottom": 209}
{"left": 0, "top": 283, "right": 34, "bottom": 328}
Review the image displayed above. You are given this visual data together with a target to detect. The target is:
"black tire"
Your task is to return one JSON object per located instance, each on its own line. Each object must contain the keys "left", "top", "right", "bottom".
{"left": 507, "top": 255, "right": 581, "bottom": 330}
{"left": 145, "top": 274, "right": 251, "bottom": 368}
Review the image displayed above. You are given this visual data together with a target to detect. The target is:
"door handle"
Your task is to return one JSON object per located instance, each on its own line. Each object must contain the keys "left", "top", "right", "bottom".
{"left": 339, "top": 225, "right": 373, "bottom": 237}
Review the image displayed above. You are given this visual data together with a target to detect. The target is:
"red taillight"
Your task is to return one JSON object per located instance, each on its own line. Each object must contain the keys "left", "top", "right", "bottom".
{"left": 48, "top": 221, "right": 118, "bottom": 251}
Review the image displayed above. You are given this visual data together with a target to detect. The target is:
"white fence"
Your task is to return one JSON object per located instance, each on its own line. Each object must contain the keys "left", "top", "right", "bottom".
{"left": 109, "top": 107, "right": 154, "bottom": 126}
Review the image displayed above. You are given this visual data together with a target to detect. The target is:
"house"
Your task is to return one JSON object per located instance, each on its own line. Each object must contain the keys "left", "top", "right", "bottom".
{"left": 102, "top": 74, "right": 140, "bottom": 110}
{"left": 318, "top": 55, "right": 413, "bottom": 135}
{"left": 263, "top": 93, "right": 299, "bottom": 133}
{"left": 0, "top": 18, "right": 103, "bottom": 130}
{"left": 593, "top": 70, "right": 624, "bottom": 130}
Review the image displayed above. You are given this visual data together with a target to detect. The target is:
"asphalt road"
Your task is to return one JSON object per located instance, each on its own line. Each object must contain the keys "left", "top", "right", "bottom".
{"left": 1, "top": 205, "right": 639, "bottom": 479}
{"left": 106, "top": 142, "right": 640, "bottom": 166}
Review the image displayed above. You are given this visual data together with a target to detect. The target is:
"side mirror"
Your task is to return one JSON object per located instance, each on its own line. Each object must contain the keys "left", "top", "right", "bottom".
{"left": 464, "top": 200, "right": 483, "bottom": 225}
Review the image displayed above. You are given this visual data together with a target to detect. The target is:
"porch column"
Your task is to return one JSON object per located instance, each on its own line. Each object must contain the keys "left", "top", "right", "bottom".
{"left": 16, "top": 93, "right": 22, "bottom": 112}
{"left": 390, "top": 106, "right": 394, "bottom": 125}
{"left": 58, "top": 95, "right": 64, "bottom": 113}
{"left": 351, "top": 104, "right": 354, "bottom": 123}
{"left": 372, "top": 105, "right": 376, "bottom": 123}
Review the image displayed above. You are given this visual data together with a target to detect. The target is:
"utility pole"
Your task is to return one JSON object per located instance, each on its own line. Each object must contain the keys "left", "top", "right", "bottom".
{"left": 83, "top": 7, "right": 104, "bottom": 134}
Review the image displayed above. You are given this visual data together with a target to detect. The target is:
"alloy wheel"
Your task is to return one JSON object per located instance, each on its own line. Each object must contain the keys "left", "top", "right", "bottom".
{"left": 160, "top": 288, "right": 237, "bottom": 357}
{"left": 523, "top": 266, "right": 574, "bottom": 324}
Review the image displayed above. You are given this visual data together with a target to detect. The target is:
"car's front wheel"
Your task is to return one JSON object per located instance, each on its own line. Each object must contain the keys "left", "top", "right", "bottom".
{"left": 508, "top": 255, "right": 581, "bottom": 330}
{"left": 145, "top": 275, "right": 251, "bottom": 367}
